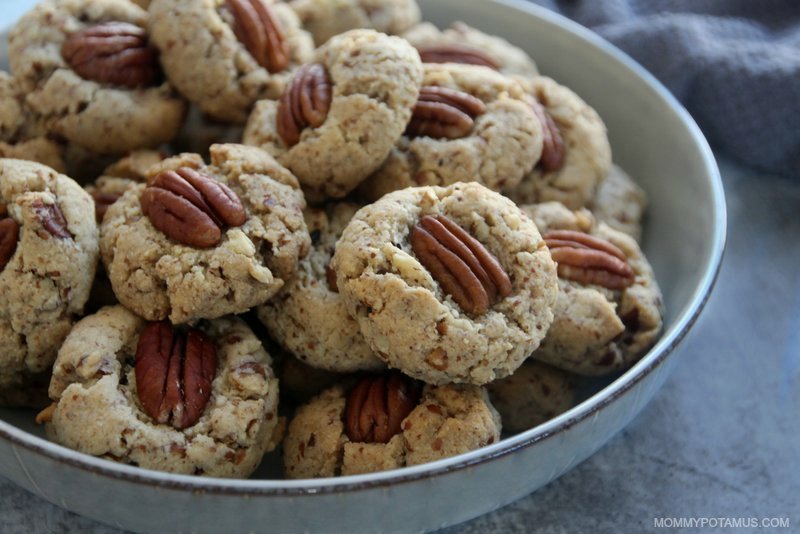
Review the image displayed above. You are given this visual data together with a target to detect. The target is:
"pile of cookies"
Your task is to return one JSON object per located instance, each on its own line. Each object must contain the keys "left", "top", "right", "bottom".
{"left": 0, "top": 0, "right": 664, "bottom": 479}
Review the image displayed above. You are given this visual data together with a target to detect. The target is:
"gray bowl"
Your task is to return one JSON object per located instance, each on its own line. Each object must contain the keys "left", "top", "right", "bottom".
{"left": 0, "top": 0, "right": 725, "bottom": 531}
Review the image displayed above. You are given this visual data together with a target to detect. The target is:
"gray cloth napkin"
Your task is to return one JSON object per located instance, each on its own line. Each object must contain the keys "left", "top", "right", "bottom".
{"left": 530, "top": 0, "right": 800, "bottom": 177}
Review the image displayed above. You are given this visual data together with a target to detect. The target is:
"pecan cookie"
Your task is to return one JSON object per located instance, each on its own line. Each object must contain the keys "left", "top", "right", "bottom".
{"left": 590, "top": 163, "right": 648, "bottom": 243}
{"left": 39, "top": 305, "right": 281, "bottom": 478}
{"left": 149, "top": 0, "right": 314, "bottom": 123}
{"left": 332, "top": 183, "right": 559, "bottom": 385}
{"left": 287, "top": 0, "right": 420, "bottom": 46}
{"left": 7, "top": 0, "right": 186, "bottom": 155}
{"left": 0, "top": 159, "right": 98, "bottom": 405}
{"left": 487, "top": 361, "right": 575, "bottom": 433}
{"left": 243, "top": 29, "right": 423, "bottom": 203}
{"left": 100, "top": 143, "right": 310, "bottom": 324}
{"left": 522, "top": 202, "right": 663, "bottom": 375}
{"left": 507, "top": 76, "right": 612, "bottom": 209}
{"left": 257, "top": 202, "right": 384, "bottom": 372}
{"left": 357, "top": 63, "right": 543, "bottom": 201}
{"left": 403, "top": 21, "right": 539, "bottom": 78}
{"left": 283, "top": 373, "right": 501, "bottom": 478}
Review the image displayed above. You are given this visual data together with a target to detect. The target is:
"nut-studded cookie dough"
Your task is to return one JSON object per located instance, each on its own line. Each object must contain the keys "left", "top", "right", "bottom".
{"left": 39, "top": 305, "right": 281, "bottom": 478}
{"left": 283, "top": 373, "right": 501, "bottom": 478}
{"left": 487, "top": 360, "right": 575, "bottom": 433}
{"left": 8, "top": 0, "right": 186, "bottom": 155}
{"left": 507, "top": 76, "right": 612, "bottom": 209}
{"left": 403, "top": 21, "right": 539, "bottom": 78}
{"left": 358, "top": 63, "right": 543, "bottom": 201}
{"left": 0, "top": 159, "right": 98, "bottom": 404}
{"left": 149, "top": 0, "right": 314, "bottom": 123}
{"left": 590, "top": 163, "right": 648, "bottom": 243}
{"left": 287, "top": 0, "right": 420, "bottom": 46}
{"left": 332, "top": 183, "right": 559, "bottom": 385}
{"left": 522, "top": 202, "right": 663, "bottom": 375}
{"left": 258, "top": 202, "right": 384, "bottom": 372}
{"left": 101, "top": 143, "right": 310, "bottom": 323}
{"left": 243, "top": 29, "right": 423, "bottom": 203}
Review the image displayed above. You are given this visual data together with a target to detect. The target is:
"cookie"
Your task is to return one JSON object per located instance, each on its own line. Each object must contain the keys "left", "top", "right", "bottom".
{"left": 40, "top": 305, "right": 281, "bottom": 478}
{"left": 258, "top": 202, "right": 384, "bottom": 372}
{"left": 283, "top": 373, "right": 501, "bottom": 478}
{"left": 288, "top": 0, "right": 420, "bottom": 46}
{"left": 487, "top": 360, "right": 575, "bottom": 433}
{"left": 8, "top": 0, "right": 186, "bottom": 155}
{"left": 507, "top": 76, "right": 611, "bottom": 209}
{"left": 332, "top": 183, "right": 559, "bottom": 385}
{"left": 357, "top": 63, "right": 543, "bottom": 201}
{"left": 149, "top": 0, "right": 314, "bottom": 123}
{"left": 100, "top": 143, "right": 310, "bottom": 324}
{"left": 0, "top": 159, "right": 98, "bottom": 404}
{"left": 522, "top": 202, "right": 663, "bottom": 375}
{"left": 403, "top": 21, "right": 539, "bottom": 78}
{"left": 243, "top": 29, "right": 423, "bottom": 203}
{"left": 590, "top": 163, "right": 648, "bottom": 242}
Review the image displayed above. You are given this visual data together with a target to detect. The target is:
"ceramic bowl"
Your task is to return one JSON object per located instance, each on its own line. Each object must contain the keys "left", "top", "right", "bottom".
{"left": 0, "top": 0, "right": 725, "bottom": 531}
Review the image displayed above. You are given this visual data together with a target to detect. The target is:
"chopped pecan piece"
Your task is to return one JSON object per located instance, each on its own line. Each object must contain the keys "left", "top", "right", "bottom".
{"left": 61, "top": 22, "right": 160, "bottom": 88}
{"left": 226, "top": 0, "right": 289, "bottom": 73}
{"left": 277, "top": 63, "right": 332, "bottom": 147}
{"left": 526, "top": 96, "right": 565, "bottom": 172}
{"left": 141, "top": 167, "right": 247, "bottom": 248}
{"left": 345, "top": 372, "right": 422, "bottom": 444}
{"left": 416, "top": 44, "right": 500, "bottom": 70}
{"left": 406, "top": 86, "right": 486, "bottom": 140}
{"left": 31, "top": 199, "right": 72, "bottom": 239}
{"left": 544, "top": 229, "right": 635, "bottom": 290}
{"left": 410, "top": 214, "right": 512, "bottom": 315}
{"left": 0, "top": 210, "right": 19, "bottom": 271}
{"left": 135, "top": 321, "right": 218, "bottom": 430}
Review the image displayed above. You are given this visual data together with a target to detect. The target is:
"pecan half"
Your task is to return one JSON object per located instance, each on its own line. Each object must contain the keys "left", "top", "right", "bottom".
{"left": 141, "top": 167, "right": 247, "bottom": 248}
{"left": 0, "top": 213, "right": 20, "bottom": 271}
{"left": 226, "top": 0, "right": 289, "bottom": 73}
{"left": 406, "top": 86, "right": 486, "bottom": 140}
{"left": 527, "top": 96, "right": 565, "bottom": 172}
{"left": 61, "top": 22, "right": 160, "bottom": 88}
{"left": 31, "top": 199, "right": 72, "bottom": 239}
{"left": 543, "top": 229, "right": 635, "bottom": 290}
{"left": 345, "top": 372, "right": 422, "bottom": 444}
{"left": 416, "top": 44, "right": 500, "bottom": 70}
{"left": 135, "top": 321, "right": 218, "bottom": 430}
{"left": 277, "top": 63, "right": 332, "bottom": 147}
{"left": 410, "top": 214, "right": 512, "bottom": 315}
{"left": 92, "top": 191, "right": 122, "bottom": 222}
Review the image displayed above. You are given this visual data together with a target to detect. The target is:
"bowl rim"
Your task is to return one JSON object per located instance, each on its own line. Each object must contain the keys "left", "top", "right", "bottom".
{"left": 0, "top": 0, "right": 726, "bottom": 497}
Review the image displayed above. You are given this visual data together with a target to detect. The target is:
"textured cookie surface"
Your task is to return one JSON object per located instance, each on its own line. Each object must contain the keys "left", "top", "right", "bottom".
{"left": 100, "top": 143, "right": 310, "bottom": 323}
{"left": 243, "top": 29, "right": 423, "bottom": 203}
{"left": 590, "top": 163, "right": 648, "bottom": 242}
{"left": 332, "top": 183, "right": 559, "bottom": 384}
{"left": 45, "top": 306, "right": 281, "bottom": 478}
{"left": 258, "top": 202, "right": 383, "bottom": 372}
{"left": 358, "top": 63, "right": 542, "bottom": 201}
{"left": 149, "top": 0, "right": 314, "bottom": 123}
{"left": 8, "top": 0, "right": 186, "bottom": 154}
{"left": 508, "top": 76, "right": 611, "bottom": 209}
{"left": 0, "top": 158, "right": 98, "bottom": 400}
{"left": 283, "top": 381, "right": 500, "bottom": 478}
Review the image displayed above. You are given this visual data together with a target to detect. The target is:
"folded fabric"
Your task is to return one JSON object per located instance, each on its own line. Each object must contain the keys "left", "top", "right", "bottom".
{"left": 531, "top": 0, "right": 800, "bottom": 177}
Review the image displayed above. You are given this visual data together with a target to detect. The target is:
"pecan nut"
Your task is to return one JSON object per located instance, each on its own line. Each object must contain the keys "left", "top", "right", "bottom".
{"left": 31, "top": 199, "right": 72, "bottom": 239}
{"left": 92, "top": 191, "right": 122, "bottom": 222}
{"left": 135, "top": 321, "right": 218, "bottom": 430}
{"left": 406, "top": 86, "right": 486, "bottom": 140}
{"left": 527, "top": 95, "right": 565, "bottom": 172}
{"left": 61, "top": 22, "right": 160, "bottom": 88}
{"left": 416, "top": 44, "right": 500, "bottom": 70}
{"left": 410, "top": 214, "right": 512, "bottom": 315}
{"left": 345, "top": 372, "right": 422, "bottom": 444}
{"left": 141, "top": 167, "right": 247, "bottom": 248}
{"left": 277, "top": 63, "right": 332, "bottom": 147}
{"left": 0, "top": 212, "right": 20, "bottom": 271}
{"left": 543, "top": 229, "right": 635, "bottom": 290}
{"left": 227, "top": 0, "right": 289, "bottom": 73}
